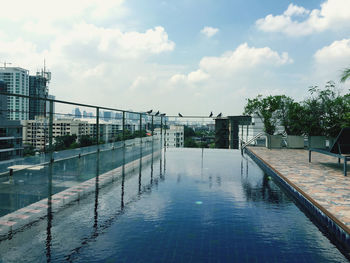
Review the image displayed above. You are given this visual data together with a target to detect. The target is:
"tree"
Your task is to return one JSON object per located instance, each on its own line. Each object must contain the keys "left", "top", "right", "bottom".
{"left": 79, "top": 135, "right": 95, "bottom": 147}
{"left": 340, "top": 67, "right": 350, "bottom": 83}
{"left": 184, "top": 137, "right": 197, "bottom": 148}
{"left": 54, "top": 134, "right": 77, "bottom": 151}
{"left": 133, "top": 130, "right": 147, "bottom": 138}
{"left": 244, "top": 95, "right": 289, "bottom": 135}
{"left": 184, "top": 126, "right": 195, "bottom": 138}
{"left": 23, "top": 144, "right": 35, "bottom": 156}
{"left": 283, "top": 102, "right": 305, "bottom": 135}
{"left": 303, "top": 81, "right": 350, "bottom": 137}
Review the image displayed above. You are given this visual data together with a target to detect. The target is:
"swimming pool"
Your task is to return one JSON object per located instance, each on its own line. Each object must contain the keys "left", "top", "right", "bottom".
{"left": 0, "top": 148, "right": 348, "bottom": 262}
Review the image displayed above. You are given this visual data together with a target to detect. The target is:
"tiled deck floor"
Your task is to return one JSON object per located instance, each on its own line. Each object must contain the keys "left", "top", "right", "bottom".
{"left": 247, "top": 147, "right": 350, "bottom": 230}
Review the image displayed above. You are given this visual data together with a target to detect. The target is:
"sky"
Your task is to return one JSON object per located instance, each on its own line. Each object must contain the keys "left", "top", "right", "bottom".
{"left": 0, "top": 0, "right": 349, "bottom": 116}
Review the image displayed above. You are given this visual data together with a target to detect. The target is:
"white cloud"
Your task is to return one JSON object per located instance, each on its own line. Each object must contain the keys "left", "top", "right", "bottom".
{"left": 51, "top": 23, "right": 175, "bottom": 61}
{"left": 199, "top": 43, "right": 292, "bottom": 74}
{"left": 0, "top": 0, "right": 126, "bottom": 22}
{"left": 200, "top": 26, "right": 219, "bottom": 38}
{"left": 283, "top": 4, "right": 309, "bottom": 17}
{"left": 168, "top": 43, "right": 292, "bottom": 88}
{"left": 165, "top": 43, "right": 293, "bottom": 114}
{"left": 314, "top": 39, "right": 350, "bottom": 62}
{"left": 313, "top": 39, "right": 350, "bottom": 86}
{"left": 256, "top": 0, "right": 350, "bottom": 36}
{"left": 188, "top": 70, "right": 209, "bottom": 83}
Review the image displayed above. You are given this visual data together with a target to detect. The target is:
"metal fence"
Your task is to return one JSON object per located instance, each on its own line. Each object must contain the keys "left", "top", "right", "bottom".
{"left": 0, "top": 91, "right": 166, "bottom": 175}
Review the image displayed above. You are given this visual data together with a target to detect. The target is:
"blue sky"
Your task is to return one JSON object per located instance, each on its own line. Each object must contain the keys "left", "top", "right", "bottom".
{"left": 0, "top": 0, "right": 349, "bottom": 115}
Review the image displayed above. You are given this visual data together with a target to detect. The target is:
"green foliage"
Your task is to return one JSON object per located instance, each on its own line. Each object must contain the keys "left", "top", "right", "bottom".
{"left": 283, "top": 102, "right": 305, "bottom": 135}
{"left": 54, "top": 134, "right": 77, "bottom": 151}
{"left": 244, "top": 81, "right": 350, "bottom": 137}
{"left": 23, "top": 144, "right": 35, "bottom": 156}
{"left": 340, "top": 67, "right": 350, "bottom": 83}
{"left": 79, "top": 135, "right": 95, "bottom": 147}
{"left": 184, "top": 126, "right": 195, "bottom": 138}
{"left": 303, "top": 81, "right": 350, "bottom": 137}
{"left": 133, "top": 129, "right": 147, "bottom": 138}
{"left": 244, "top": 95, "right": 292, "bottom": 135}
{"left": 184, "top": 137, "right": 198, "bottom": 148}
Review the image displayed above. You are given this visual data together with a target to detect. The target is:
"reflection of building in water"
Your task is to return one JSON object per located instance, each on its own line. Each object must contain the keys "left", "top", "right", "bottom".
{"left": 154, "top": 125, "right": 184, "bottom": 148}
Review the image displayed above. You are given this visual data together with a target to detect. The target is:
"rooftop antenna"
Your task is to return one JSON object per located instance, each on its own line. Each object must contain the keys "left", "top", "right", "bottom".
{"left": 1, "top": 62, "right": 12, "bottom": 68}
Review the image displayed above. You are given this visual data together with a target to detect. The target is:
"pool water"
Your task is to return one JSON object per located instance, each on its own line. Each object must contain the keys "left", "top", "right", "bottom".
{"left": 0, "top": 141, "right": 157, "bottom": 217}
{"left": 0, "top": 148, "right": 348, "bottom": 262}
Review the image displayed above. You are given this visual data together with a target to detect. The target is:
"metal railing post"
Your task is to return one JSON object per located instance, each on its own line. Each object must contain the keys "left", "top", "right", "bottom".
{"left": 160, "top": 116, "right": 163, "bottom": 145}
{"left": 246, "top": 125, "right": 248, "bottom": 144}
{"left": 96, "top": 107, "right": 100, "bottom": 152}
{"left": 164, "top": 119, "right": 167, "bottom": 149}
{"left": 139, "top": 113, "right": 142, "bottom": 140}
{"left": 122, "top": 111, "right": 125, "bottom": 144}
{"left": 151, "top": 115, "right": 154, "bottom": 136}
{"left": 49, "top": 100, "right": 54, "bottom": 163}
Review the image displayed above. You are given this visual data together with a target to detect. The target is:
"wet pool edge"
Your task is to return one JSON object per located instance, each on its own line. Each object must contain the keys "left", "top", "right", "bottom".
{"left": 245, "top": 147, "right": 350, "bottom": 253}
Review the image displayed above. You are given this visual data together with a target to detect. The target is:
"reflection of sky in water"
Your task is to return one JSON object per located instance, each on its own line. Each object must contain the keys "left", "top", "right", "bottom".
{"left": 0, "top": 148, "right": 348, "bottom": 263}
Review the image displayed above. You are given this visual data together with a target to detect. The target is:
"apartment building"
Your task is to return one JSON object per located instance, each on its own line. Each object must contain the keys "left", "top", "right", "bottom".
{"left": 22, "top": 118, "right": 91, "bottom": 150}
{"left": 154, "top": 125, "right": 184, "bottom": 148}
{"left": 0, "top": 80, "right": 23, "bottom": 161}
{"left": 0, "top": 67, "right": 29, "bottom": 120}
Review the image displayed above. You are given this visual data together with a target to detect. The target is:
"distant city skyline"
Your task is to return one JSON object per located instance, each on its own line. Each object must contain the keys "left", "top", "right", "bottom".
{"left": 0, "top": 0, "right": 349, "bottom": 116}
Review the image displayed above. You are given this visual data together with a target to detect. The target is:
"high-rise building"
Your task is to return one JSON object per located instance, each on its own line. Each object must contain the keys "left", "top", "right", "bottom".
{"left": 45, "top": 95, "right": 55, "bottom": 116}
{"left": 73, "top": 107, "right": 82, "bottom": 118}
{"left": 0, "top": 80, "right": 6, "bottom": 119}
{"left": 103, "top": 111, "right": 112, "bottom": 121}
{"left": 29, "top": 70, "right": 51, "bottom": 120}
{"left": 0, "top": 80, "right": 23, "bottom": 161}
{"left": 0, "top": 67, "right": 29, "bottom": 120}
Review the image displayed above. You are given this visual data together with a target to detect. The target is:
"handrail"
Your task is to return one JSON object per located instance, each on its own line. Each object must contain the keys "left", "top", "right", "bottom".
{"left": 241, "top": 132, "right": 265, "bottom": 149}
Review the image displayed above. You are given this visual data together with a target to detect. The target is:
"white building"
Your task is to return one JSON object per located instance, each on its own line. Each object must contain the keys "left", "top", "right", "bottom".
{"left": 238, "top": 115, "right": 284, "bottom": 145}
{"left": 22, "top": 117, "right": 91, "bottom": 150}
{"left": 0, "top": 67, "right": 30, "bottom": 120}
{"left": 154, "top": 125, "right": 184, "bottom": 148}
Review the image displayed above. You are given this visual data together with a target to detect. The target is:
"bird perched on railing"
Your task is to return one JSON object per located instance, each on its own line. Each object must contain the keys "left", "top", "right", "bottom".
{"left": 160, "top": 113, "right": 166, "bottom": 117}
{"left": 209, "top": 111, "right": 213, "bottom": 117}
{"left": 178, "top": 113, "right": 183, "bottom": 117}
{"left": 217, "top": 112, "right": 222, "bottom": 118}
{"left": 146, "top": 109, "right": 152, "bottom": 114}
{"left": 155, "top": 111, "right": 159, "bottom": 116}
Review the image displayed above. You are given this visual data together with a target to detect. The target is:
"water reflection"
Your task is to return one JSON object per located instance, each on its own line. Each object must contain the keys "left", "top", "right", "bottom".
{"left": 46, "top": 163, "right": 53, "bottom": 263}
{"left": 62, "top": 141, "right": 163, "bottom": 261}
{"left": 240, "top": 157, "right": 290, "bottom": 205}
{"left": 150, "top": 140, "right": 153, "bottom": 185}
{"left": 121, "top": 146, "right": 125, "bottom": 210}
{"left": 93, "top": 152, "right": 100, "bottom": 232}
{"left": 138, "top": 144, "right": 143, "bottom": 196}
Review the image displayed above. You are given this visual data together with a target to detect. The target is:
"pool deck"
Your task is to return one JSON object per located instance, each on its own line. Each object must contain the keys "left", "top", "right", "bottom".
{"left": 246, "top": 147, "right": 350, "bottom": 238}
{"left": 248, "top": 147, "right": 350, "bottom": 237}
